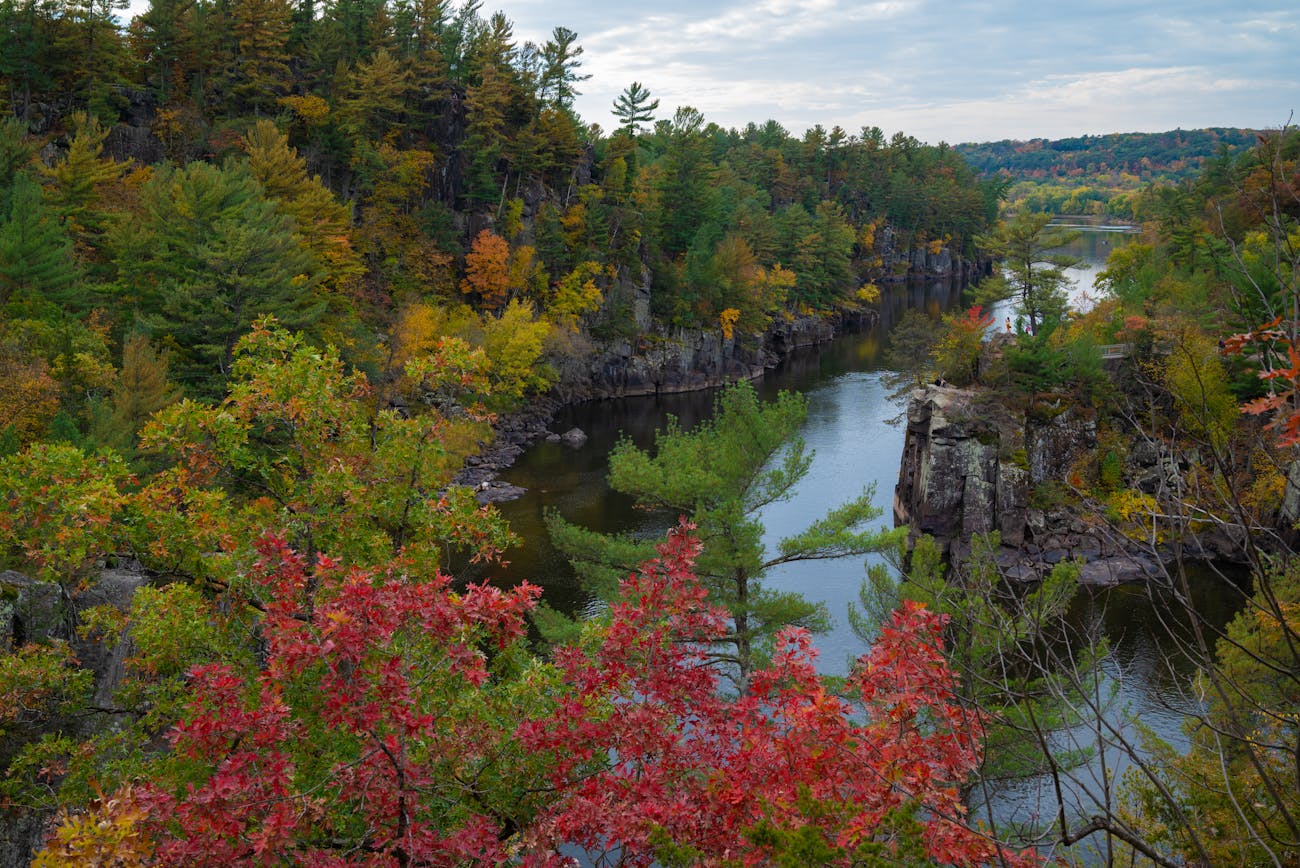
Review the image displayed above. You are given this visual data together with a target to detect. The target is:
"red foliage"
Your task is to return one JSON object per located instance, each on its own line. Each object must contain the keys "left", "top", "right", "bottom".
{"left": 137, "top": 526, "right": 1032, "bottom": 866}
{"left": 961, "top": 304, "right": 996, "bottom": 331}
{"left": 1222, "top": 316, "right": 1300, "bottom": 445}
{"left": 138, "top": 535, "right": 540, "bottom": 866}
{"left": 520, "top": 522, "right": 1035, "bottom": 867}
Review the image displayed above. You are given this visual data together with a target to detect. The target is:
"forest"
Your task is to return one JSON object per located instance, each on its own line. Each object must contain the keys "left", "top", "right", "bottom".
{"left": 1, "top": 0, "right": 1299, "bottom": 864}
{"left": 955, "top": 128, "right": 1261, "bottom": 219}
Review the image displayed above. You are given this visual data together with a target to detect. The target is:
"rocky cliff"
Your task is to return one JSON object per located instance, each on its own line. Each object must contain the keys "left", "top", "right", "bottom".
{"left": 1, "top": 567, "right": 148, "bottom": 867}
{"left": 894, "top": 385, "right": 1171, "bottom": 585}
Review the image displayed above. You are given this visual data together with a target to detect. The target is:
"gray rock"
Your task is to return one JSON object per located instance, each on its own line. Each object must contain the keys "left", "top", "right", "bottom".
{"left": 475, "top": 482, "right": 527, "bottom": 505}
{"left": 1, "top": 571, "right": 62, "bottom": 648}
{"left": 560, "top": 427, "right": 588, "bottom": 447}
{"left": 1073, "top": 536, "right": 1103, "bottom": 559}
{"left": 1003, "top": 563, "right": 1042, "bottom": 582}
{"left": 545, "top": 432, "right": 562, "bottom": 442}
{"left": 1042, "top": 548, "right": 1071, "bottom": 565}
{"left": 1076, "top": 556, "right": 1163, "bottom": 586}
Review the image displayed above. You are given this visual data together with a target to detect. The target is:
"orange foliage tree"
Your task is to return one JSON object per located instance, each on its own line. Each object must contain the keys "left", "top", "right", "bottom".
{"left": 460, "top": 229, "right": 511, "bottom": 310}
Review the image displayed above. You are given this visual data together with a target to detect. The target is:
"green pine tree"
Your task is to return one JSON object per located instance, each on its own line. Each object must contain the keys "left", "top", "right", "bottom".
{"left": 974, "top": 211, "right": 1083, "bottom": 335}
{"left": 546, "top": 379, "right": 901, "bottom": 685}
{"left": 115, "top": 162, "right": 323, "bottom": 396}
{"left": 0, "top": 172, "right": 82, "bottom": 306}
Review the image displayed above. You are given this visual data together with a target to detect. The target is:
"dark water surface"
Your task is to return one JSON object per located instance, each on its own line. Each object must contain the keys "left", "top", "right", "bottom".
{"left": 484, "top": 278, "right": 967, "bottom": 671}
{"left": 480, "top": 228, "right": 1254, "bottom": 853}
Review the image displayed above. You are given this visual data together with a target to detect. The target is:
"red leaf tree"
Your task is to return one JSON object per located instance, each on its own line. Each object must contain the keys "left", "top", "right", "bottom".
{"left": 122, "top": 525, "right": 1031, "bottom": 867}
{"left": 520, "top": 523, "right": 1035, "bottom": 867}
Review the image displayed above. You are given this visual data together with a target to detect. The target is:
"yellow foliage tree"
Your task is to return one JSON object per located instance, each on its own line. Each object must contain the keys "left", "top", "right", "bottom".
{"left": 0, "top": 343, "right": 61, "bottom": 443}
{"left": 507, "top": 244, "right": 548, "bottom": 302}
{"left": 719, "top": 307, "right": 740, "bottom": 340}
{"left": 480, "top": 299, "right": 554, "bottom": 405}
{"left": 550, "top": 261, "right": 606, "bottom": 323}
{"left": 1162, "top": 324, "right": 1237, "bottom": 450}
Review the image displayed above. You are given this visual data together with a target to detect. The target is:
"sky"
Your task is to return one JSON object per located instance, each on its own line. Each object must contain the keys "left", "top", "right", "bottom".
{"left": 118, "top": 0, "right": 1300, "bottom": 144}
{"left": 486, "top": 0, "right": 1299, "bottom": 144}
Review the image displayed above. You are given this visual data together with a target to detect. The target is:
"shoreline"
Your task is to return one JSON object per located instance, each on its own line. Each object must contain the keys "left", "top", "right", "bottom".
{"left": 454, "top": 308, "right": 881, "bottom": 503}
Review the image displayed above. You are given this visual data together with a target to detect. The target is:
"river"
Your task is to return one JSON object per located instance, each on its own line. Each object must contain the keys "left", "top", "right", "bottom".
{"left": 482, "top": 225, "right": 1248, "bottom": 855}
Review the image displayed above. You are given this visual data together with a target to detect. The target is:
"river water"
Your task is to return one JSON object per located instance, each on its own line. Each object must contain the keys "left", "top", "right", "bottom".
{"left": 483, "top": 225, "right": 1248, "bottom": 852}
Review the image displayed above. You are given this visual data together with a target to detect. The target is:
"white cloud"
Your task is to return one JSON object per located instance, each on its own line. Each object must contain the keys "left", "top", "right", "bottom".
{"left": 115, "top": 0, "right": 1299, "bottom": 143}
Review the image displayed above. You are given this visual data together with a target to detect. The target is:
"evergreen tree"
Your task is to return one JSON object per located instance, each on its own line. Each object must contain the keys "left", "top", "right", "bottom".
{"left": 54, "top": 0, "right": 132, "bottom": 118}
{"left": 336, "top": 48, "right": 410, "bottom": 143}
{"left": 223, "top": 0, "right": 293, "bottom": 114}
{"left": 40, "top": 113, "right": 124, "bottom": 254}
{"left": 974, "top": 210, "right": 1083, "bottom": 335}
{"left": 0, "top": 0, "right": 56, "bottom": 120}
{"left": 538, "top": 26, "right": 588, "bottom": 111}
{"left": 0, "top": 172, "right": 82, "bottom": 305}
{"left": 115, "top": 162, "right": 322, "bottom": 396}
{"left": 136, "top": 0, "right": 193, "bottom": 103}
{"left": 547, "top": 380, "right": 899, "bottom": 684}
{"left": 241, "top": 119, "right": 361, "bottom": 292}
{"left": 89, "top": 332, "right": 181, "bottom": 456}
{"left": 611, "top": 81, "right": 658, "bottom": 135}
{"left": 654, "top": 106, "right": 718, "bottom": 259}
{"left": 463, "top": 60, "right": 515, "bottom": 203}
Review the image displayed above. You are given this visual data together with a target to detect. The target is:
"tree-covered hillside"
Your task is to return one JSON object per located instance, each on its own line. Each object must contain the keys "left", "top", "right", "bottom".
{"left": 956, "top": 128, "right": 1260, "bottom": 217}
{"left": 0, "top": 0, "right": 997, "bottom": 444}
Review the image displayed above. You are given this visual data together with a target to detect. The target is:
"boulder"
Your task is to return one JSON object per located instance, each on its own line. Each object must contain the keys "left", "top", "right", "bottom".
{"left": 475, "top": 481, "right": 527, "bottom": 505}
{"left": 1076, "top": 556, "right": 1163, "bottom": 586}
{"left": 560, "top": 427, "right": 588, "bottom": 447}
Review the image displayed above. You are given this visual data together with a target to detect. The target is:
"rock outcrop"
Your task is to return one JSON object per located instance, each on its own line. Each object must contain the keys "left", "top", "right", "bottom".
{"left": 1, "top": 566, "right": 149, "bottom": 868}
{"left": 893, "top": 385, "right": 1165, "bottom": 584}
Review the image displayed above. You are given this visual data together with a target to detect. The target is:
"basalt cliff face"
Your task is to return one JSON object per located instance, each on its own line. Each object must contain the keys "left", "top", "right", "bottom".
{"left": 893, "top": 385, "right": 1179, "bottom": 585}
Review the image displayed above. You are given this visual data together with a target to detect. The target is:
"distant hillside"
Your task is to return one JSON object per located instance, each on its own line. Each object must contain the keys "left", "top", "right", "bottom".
{"left": 954, "top": 128, "right": 1262, "bottom": 218}
{"left": 956, "top": 128, "right": 1259, "bottom": 182}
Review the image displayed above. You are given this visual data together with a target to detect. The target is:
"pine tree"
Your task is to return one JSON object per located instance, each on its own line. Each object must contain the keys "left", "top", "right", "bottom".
{"left": 116, "top": 162, "right": 322, "bottom": 396}
{"left": 974, "top": 210, "right": 1083, "bottom": 335}
{"left": 136, "top": 0, "right": 196, "bottom": 104}
{"left": 538, "top": 26, "right": 588, "bottom": 111}
{"left": 547, "top": 380, "right": 899, "bottom": 684}
{"left": 54, "top": 0, "right": 132, "bottom": 118}
{"left": 242, "top": 119, "right": 361, "bottom": 291}
{"left": 611, "top": 81, "right": 658, "bottom": 135}
{"left": 90, "top": 332, "right": 181, "bottom": 455}
{"left": 0, "top": 172, "right": 82, "bottom": 305}
{"left": 40, "top": 113, "right": 124, "bottom": 253}
{"left": 463, "top": 61, "right": 514, "bottom": 203}
{"left": 223, "top": 0, "right": 293, "bottom": 114}
{"left": 337, "top": 48, "right": 410, "bottom": 143}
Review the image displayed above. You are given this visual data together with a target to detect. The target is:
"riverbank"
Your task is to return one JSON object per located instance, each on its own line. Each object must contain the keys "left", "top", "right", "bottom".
{"left": 455, "top": 307, "right": 880, "bottom": 502}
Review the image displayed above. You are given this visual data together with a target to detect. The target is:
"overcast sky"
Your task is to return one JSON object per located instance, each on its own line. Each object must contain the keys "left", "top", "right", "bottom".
{"left": 496, "top": 0, "right": 1298, "bottom": 143}
{"left": 121, "top": 0, "right": 1298, "bottom": 144}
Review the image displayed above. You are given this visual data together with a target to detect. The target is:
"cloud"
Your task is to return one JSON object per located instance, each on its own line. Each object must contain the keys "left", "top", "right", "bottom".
{"left": 116, "top": 0, "right": 1299, "bottom": 143}
{"left": 864, "top": 66, "right": 1280, "bottom": 143}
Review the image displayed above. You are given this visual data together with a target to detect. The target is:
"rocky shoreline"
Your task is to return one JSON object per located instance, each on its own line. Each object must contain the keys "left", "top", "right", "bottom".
{"left": 894, "top": 383, "right": 1249, "bottom": 586}
{"left": 453, "top": 309, "right": 877, "bottom": 503}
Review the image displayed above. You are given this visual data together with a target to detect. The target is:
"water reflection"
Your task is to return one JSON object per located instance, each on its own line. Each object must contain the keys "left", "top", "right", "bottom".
{"left": 482, "top": 255, "right": 1251, "bottom": 859}
{"left": 486, "top": 276, "right": 966, "bottom": 666}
